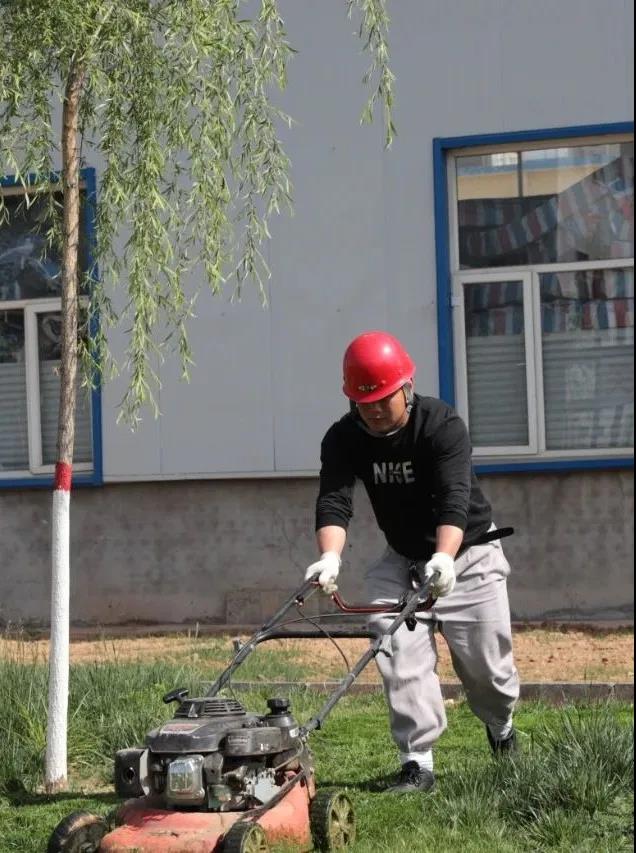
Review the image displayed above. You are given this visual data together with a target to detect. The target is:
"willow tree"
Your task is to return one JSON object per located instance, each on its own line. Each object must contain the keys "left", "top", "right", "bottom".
{"left": 0, "top": 0, "right": 393, "bottom": 792}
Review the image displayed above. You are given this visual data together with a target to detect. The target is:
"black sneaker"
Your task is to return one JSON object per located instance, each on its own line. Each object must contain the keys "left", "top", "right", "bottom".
{"left": 486, "top": 726, "right": 518, "bottom": 756}
{"left": 384, "top": 761, "right": 435, "bottom": 794}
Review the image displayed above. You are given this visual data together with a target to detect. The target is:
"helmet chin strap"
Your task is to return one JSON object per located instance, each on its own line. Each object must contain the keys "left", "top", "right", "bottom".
{"left": 352, "top": 383, "right": 414, "bottom": 438}
{"left": 404, "top": 382, "right": 414, "bottom": 411}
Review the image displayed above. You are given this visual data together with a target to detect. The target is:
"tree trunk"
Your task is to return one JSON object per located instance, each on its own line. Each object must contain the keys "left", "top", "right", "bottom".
{"left": 45, "top": 59, "right": 85, "bottom": 794}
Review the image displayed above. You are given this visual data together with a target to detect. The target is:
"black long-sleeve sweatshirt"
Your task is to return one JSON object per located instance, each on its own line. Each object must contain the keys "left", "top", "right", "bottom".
{"left": 315, "top": 394, "right": 492, "bottom": 561}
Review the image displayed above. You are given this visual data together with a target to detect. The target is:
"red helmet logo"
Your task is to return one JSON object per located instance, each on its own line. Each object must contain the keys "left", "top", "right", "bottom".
{"left": 343, "top": 331, "right": 416, "bottom": 403}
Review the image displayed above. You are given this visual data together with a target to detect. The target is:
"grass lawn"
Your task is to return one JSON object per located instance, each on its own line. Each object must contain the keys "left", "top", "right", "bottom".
{"left": 0, "top": 658, "right": 633, "bottom": 852}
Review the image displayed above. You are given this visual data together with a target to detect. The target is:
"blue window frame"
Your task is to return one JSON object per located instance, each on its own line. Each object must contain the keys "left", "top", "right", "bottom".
{"left": 433, "top": 122, "right": 634, "bottom": 474}
{"left": 0, "top": 167, "right": 102, "bottom": 488}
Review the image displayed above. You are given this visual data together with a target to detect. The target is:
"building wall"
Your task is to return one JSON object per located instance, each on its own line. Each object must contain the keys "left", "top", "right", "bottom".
{"left": 1, "top": 1, "right": 633, "bottom": 626}
{"left": 0, "top": 470, "right": 632, "bottom": 628}
{"left": 98, "top": 0, "right": 634, "bottom": 480}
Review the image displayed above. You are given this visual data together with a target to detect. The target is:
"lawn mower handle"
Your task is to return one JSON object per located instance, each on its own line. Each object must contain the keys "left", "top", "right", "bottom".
{"left": 309, "top": 526, "right": 513, "bottom": 615}
{"left": 205, "top": 573, "right": 438, "bottom": 704}
{"left": 204, "top": 529, "right": 514, "bottom": 699}
{"left": 329, "top": 586, "right": 436, "bottom": 614}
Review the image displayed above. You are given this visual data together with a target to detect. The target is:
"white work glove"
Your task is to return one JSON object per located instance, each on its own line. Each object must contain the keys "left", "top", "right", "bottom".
{"left": 304, "top": 551, "right": 341, "bottom": 594}
{"left": 422, "top": 552, "right": 456, "bottom": 597}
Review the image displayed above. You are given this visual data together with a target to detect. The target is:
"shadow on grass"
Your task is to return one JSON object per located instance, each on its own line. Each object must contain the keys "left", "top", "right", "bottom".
{"left": 314, "top": 773, "right": 402, "bottom": 793}
{"left": 4, "top": 785, "right": 119, "bottom": 808}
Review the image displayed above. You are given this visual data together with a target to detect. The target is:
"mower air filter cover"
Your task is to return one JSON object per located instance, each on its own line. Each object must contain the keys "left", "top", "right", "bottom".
{"left": 166, "top": 754, "right": 206, "bottom": 805}
{"left": 224, "top": 726, "right": 283, "bottom": 756}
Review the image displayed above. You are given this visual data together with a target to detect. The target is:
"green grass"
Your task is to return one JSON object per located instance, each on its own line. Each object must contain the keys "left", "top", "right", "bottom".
{"left": 0, "top": 656, "right": 633, "bottom": 852}
{"left": 149, "top": 635, "right": 316, "bottom": 682}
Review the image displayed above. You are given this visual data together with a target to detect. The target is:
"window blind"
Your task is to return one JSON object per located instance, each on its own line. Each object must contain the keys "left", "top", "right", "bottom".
{"left": 543, "top": 328, "right": 634, "bottom": 449}
{"left": 0, "top": 362, "right": 29, "bottom": 470}
{"left": 40, "top": 360, "right": 93, "bottom": 465}
{"left": 466, "top": 335, "right": 529, "bottom": 446}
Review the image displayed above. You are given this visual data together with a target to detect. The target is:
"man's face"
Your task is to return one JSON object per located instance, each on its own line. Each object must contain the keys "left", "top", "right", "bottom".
{"left": 356, "top": 386, "right": 410, "bottom": 434}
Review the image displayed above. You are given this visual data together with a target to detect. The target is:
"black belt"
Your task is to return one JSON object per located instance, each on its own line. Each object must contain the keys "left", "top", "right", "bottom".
{"left": 466, "top": 526, "right": 514, "bottom": 547}
{"left": 415, "top": 526, "right": 514, "bottom": 562}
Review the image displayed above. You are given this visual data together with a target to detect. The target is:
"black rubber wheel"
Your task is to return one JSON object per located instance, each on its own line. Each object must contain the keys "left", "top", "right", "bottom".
{"left": 310, "top": 789, "right": 356, "bottom": 851}
{"left": 221, "top": 821, "right": 270, "bottom": 853}
{"left": 47, "top": 811, "right": 108, "bottom": 853}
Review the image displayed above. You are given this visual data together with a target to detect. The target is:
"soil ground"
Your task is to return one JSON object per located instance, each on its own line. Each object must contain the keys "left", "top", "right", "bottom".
{"left": 1, "top": 626, "right": 633, "bottom": 683}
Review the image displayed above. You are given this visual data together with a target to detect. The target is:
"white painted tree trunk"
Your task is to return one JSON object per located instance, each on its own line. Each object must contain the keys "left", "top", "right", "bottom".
{"left": 45, "top": 467, "right": 72, "bottom": 792}
{"left": 45, "top": 60, "right": 84, "bottom": 794}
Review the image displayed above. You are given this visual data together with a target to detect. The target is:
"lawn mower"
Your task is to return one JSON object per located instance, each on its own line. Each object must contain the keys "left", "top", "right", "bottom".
{"left": 46, "top": 569, "right": 440, "bottom": 853}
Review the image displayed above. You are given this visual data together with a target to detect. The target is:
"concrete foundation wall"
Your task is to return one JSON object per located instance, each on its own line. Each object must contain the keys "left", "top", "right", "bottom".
{"left": 0, "top": 470, "right": 632, "bottom": 628}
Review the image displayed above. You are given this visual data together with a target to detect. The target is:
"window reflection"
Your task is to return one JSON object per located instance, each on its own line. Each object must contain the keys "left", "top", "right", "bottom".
{"left": 457, "top": 142, "right": 634, "bottom": 267}
{"left": 0, "top": 311, "right": 28, "bottom": 469}
{"left": 540, "top": 268, "right": 634, "bottom": 450}
{"left": 0, "top": 192, "right": 89, "bottom": 301}
{"left": 463, "top": 280, "right": 529, "bottom": 447}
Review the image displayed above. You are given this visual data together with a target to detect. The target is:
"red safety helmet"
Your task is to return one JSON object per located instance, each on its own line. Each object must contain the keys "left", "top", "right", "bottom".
{"left": 343, "top": 331, "right": 416, "bottom": 403}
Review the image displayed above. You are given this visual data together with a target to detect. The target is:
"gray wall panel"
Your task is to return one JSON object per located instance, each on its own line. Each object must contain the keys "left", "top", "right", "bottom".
{"left": 157, "top": 287, "right": 274, "bottom": 474}
{"left": 0, "top": 471, "right": 632, "bottom": 627}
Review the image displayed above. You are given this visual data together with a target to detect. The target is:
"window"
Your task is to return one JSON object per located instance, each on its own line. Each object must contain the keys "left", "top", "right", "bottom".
{"left": 0, "top": 178, "right": 97, "bottom": 482}
{"left": 444, "top": 130, "right": 633, "bottom": 463}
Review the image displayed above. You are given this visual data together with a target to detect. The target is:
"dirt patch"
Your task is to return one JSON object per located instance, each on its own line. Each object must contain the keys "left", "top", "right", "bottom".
{"left": 1, "top": 627, "right": 633, "bottom": 683}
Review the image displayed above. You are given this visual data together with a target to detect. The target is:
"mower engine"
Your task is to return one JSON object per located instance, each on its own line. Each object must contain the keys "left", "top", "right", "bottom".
{"left": 114, "top": 695, "right": 311, "bottom": 813}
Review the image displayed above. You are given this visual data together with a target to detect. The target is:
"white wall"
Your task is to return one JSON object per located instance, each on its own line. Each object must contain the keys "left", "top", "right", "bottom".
{"left": 101, "top": 0, "right": 634, "bottom": 480}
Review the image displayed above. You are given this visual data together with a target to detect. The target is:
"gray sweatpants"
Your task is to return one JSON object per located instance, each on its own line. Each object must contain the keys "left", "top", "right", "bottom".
{"left": 365, "top": 537, "right": 520, "bottom": 754}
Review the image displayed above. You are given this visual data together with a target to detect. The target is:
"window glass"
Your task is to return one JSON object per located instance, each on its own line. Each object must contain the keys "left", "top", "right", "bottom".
{"left": 0, "top": 310, "right": 28, "bottom": 469}
{"left": 457, "top": 142, "right": 634, "bottom": 268}
{"left": 541, "top": 268, "right": 634, "bottom": 450}
{"left": 0, "top": 194, "right": 60, "bottom": 301}
{"left": 463, "top": 280, "right": 529, "bottom": 446}
{"left": 0, "top": 192, "right": 89, "bottom": 302}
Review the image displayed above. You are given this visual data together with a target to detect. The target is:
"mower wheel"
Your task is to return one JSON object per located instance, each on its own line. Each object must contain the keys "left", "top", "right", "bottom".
{"left": 221, "top": 820, "right": 270, "bottom": 853}
{"left": 47, "top": 810, "right": 108, "bottom": 853}
{"left": 310, "top": 788, "right": 356, "bottom": 851}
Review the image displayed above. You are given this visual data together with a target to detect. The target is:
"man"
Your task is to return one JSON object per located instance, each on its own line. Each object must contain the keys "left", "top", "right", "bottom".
{"left": 305, "top": 330, "right": 519, "bottom": 793}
